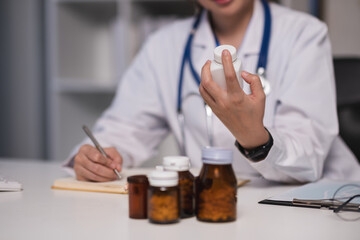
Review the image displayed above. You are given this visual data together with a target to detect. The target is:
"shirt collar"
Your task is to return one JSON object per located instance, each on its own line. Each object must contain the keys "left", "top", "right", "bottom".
{"left": 240, "top": 0, "right": 264, "bottom": 56}
{"left": 192, "top": 10, "right": 215, "bottom": 51}
{"left": 192, "top": 0, "right": 264, "bottom": 56}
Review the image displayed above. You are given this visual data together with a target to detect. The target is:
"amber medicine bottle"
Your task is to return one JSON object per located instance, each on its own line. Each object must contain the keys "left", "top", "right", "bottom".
{"left": 163, "top": 156, "right": 195, "bottom": 218}
{"left": 147, "top": 170, "right": 180, "bottom": 224}
{"left": 196, "top": 147, "right": 237, "bottom": 222}
{"left": 127, "top": 175, "right": 149, "bottom": 219}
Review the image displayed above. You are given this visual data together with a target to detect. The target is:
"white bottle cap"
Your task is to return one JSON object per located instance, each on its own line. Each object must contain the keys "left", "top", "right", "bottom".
{"left": 202, "top": 147, "right": 233, "bottom": 165}
{"left": 148, "top": 170, "right": 178, "bottom": 187}
{"left": 214, "top": 45, "right": 237, "bottom": 64}
{"left": 155, "top": 165, "right": 164, "bottom": 171}
{"left": 163, "top": 156, "right": 190, "bottom": 171}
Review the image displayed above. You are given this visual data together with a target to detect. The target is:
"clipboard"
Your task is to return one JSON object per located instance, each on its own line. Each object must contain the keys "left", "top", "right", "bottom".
{"left": 259, "top": 180, "right": 360, "bottom": 209}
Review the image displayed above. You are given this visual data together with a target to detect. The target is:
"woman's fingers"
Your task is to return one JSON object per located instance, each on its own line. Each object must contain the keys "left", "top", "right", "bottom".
{"left": 74, "top": 144, "right": 121, "bottom": 182}
{"left": 199, "top": 84, "right": 216, "bottom": 108}
{"left": 75, "top": 163, "right": 114, "bottom": 182}
{"left": 80, "top": 144, "right": 113, "bottom": 168}
{"left": 222, "top": 50, "right": 243, "bottom": 95}
{"left": 200, "top": 60, "right": 223, "bottom": 100}
{"left": 199, "top": 58, "right": 267, "bottom": 150}
{"left": 79, "top": 152, "right": 117, "bottom": 180}
{"left": 241, "top": 71, "right": 265, "bottom": 98}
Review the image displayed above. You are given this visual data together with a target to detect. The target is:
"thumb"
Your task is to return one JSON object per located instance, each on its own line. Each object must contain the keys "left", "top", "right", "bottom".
{"left": 241, "top": 71, "right": 264, "bottom": 96}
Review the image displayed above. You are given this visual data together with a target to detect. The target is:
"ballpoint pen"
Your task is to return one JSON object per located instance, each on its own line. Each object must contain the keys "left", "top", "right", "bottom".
{"left": 82, "top": 125, "right": 122, "bottom": 180}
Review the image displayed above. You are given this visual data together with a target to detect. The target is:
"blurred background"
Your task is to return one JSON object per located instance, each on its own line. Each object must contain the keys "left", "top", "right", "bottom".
{"left": 0, "top": 0, "right": 359, "bottom": 164}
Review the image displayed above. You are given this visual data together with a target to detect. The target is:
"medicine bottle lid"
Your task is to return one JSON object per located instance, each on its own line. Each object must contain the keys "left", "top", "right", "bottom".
{"left": 214, "top": 45, "right": 237, "bottom": 64}
{"left": 163, "top": 156, "right": 190, "bottom": 171}
{"left": 202, "top": 147, "right": 233, "bottom": 165}
{"left": 127, "top": 175, "right": 149, "bottom": 184}
{"left": 148, "top": 170, "right": 178, "bottom": 187}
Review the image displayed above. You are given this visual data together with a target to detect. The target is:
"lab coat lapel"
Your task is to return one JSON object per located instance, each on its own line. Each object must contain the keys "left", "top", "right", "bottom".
{"left": 191, "top": 11, "right": 216, "bottom": 83}
{"left": 191, "top": 0, "right": 265, "bottom": 79}
{"left": 240, "top": 0, "right": 263, "bottom": 59}
{"left": 239, "top": 0, "right": 264, "bottom": 94}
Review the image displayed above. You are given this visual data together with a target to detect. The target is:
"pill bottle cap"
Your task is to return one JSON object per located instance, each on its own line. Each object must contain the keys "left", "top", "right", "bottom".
{"left": 202, "top": 147, "right": 233, "bottom": 165}
{"left": 155, "top": 165, "right": 164, "bottom": 171}
{"left": 163, "top": 156, "right": 190, "bottom": 171}
{"left": 214, "top": 45, "right": 237, "bottom": 64}
{"left": 127, "top": 175, "right": 149, "bottom": 184}
{"left": 148, "top": 170, "right": 178, "bottom": 187}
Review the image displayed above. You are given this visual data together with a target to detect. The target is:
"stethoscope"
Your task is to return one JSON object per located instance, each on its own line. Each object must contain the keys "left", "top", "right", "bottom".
{"left": 177, "top": 0, "right": 271, "bottom": 155}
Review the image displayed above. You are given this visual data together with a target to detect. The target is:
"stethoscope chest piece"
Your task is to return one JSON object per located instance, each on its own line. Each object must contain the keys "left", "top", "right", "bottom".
{"left": 257, "top": 67, "right": 271, "bottom": 96}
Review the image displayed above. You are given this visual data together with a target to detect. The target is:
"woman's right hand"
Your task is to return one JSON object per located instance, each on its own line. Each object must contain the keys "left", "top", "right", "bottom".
{"left": 73, "top": 144, "right": 123, "bottom": 182}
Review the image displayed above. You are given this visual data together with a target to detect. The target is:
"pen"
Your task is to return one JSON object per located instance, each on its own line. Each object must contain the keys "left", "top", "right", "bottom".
{"left": 82, "top": 125, "right": 122, "bottom": 180}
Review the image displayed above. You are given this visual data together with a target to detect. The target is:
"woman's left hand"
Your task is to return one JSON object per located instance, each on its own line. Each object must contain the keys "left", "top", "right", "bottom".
{"left": 199, "top": 49, "right": 269, "bottom": 149}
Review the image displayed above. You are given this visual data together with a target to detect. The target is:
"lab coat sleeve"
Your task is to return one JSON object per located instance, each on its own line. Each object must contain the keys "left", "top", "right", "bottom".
{"left": 63, "top": 34, "right": 170, "bottom": 171}
{"left": 249, "top": 21, "right": 338, "bottom": 183}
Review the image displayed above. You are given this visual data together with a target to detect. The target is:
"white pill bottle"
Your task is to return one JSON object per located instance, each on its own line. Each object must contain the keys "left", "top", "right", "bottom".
{"left": 210, "top": 45, "right": 243, "bottom": 90}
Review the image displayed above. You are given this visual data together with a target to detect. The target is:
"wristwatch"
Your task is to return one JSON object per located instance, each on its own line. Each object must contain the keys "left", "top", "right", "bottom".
{"left": 235, "top": 128, "right": 273, "bottom": 162}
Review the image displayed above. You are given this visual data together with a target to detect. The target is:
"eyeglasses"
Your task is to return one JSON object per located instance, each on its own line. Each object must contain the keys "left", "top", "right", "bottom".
{"left": 293, "top": 184, "right": 360, "bottom": 221}
{"left": 332, "top": 184, "right": 360, "bottom": 221}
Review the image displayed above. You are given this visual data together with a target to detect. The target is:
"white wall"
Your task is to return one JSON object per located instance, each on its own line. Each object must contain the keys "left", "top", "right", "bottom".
{"left": 0, "top": 0, "right": 45, "bottom": 159}
{"left": 323, "top": 0, "right": 360, "bottom": 56}
{"left": 280, "top": 0, "right": 360, "bottom": 56}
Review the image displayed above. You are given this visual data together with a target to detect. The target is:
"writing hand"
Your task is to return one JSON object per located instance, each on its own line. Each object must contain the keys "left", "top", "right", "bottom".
{"left": 74, "top": 145, "right": 123, "bottom": 182}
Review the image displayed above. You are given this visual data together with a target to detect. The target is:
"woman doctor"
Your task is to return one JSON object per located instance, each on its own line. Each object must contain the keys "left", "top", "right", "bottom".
{"left": 65, "top": 0, "right": 360, "bottom": 182}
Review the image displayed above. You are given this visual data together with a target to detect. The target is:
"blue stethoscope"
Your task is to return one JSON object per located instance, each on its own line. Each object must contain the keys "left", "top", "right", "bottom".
{"left": 177, "top": 0, "right": 271, "bottom": 154}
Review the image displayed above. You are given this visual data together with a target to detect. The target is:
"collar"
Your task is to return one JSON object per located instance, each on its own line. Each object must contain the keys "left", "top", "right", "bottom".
{"left": 192, "top": 0, "right": 265, "bottom": 57}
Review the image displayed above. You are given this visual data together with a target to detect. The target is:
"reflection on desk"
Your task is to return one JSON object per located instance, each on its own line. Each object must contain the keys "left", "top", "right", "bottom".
{"left": 0, "top": 158, "right": 359, "bottom": 240}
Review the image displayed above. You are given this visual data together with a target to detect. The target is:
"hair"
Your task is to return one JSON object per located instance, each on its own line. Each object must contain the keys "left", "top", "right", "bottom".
{"left": 190, "top": 0, "right": 203, "bottom": 15}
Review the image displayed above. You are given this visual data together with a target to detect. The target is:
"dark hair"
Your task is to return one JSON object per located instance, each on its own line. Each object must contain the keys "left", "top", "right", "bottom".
{"left": 190, "top": 0, "right": 203, "bottom": 15}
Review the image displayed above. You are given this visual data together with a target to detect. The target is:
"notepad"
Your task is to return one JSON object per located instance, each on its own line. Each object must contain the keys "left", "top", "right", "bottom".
{"left": 52, "top": 169, "right": 250, "bottom": 194}
{"left": 51, "top": 168, "right": 148, "bottom": 194}
{"left": 52, "top": 177, "right": 128, "bottom": 194}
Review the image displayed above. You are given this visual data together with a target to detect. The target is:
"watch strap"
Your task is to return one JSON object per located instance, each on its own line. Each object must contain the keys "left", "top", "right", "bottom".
{"left": 235, "top": 128, "right": 273, "bottom": 162}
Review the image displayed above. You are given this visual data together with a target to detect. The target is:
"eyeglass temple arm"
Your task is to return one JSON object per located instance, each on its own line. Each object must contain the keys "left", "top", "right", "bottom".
{"left": 292, "top": 198, "right": 338, "bottom": 208}
{"left": 333, "top": 194, "right": 360, "bottom": 213}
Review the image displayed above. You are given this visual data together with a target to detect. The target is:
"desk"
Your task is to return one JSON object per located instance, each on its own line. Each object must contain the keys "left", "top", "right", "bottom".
{"left": 0, "top": 159, "right": 359, "bottom": 240}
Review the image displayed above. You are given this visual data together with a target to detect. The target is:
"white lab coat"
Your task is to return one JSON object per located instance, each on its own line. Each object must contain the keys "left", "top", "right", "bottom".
{"left": 65, "top": 0, "right": 360, "bottom": 182}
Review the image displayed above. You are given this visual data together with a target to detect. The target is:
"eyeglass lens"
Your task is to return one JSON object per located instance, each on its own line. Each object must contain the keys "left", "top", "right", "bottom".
{"left": 333, "top": 184, "right": 360, "bottom": 221}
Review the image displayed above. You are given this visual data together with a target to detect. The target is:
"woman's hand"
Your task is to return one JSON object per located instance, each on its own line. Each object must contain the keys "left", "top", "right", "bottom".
{"left": 199, "top": 49, "right": 269, "bottom": 149}
{"left": 73, "top": 145, "right": 123, "bottom": 182}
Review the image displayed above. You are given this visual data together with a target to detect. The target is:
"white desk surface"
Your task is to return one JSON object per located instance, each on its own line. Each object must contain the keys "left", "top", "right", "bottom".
{"left": 0, "top": 158, "right": 359, "bottom": 240}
